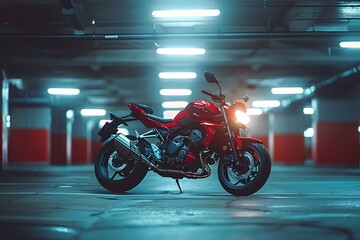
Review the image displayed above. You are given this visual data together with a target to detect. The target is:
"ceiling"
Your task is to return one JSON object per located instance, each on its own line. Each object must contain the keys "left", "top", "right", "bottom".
{"left": 1, "top": 0, "right": 360, "bottom": 117}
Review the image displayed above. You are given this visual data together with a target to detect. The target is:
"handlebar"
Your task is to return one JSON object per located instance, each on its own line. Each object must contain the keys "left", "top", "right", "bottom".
{"left": 201, "top": 90, "right": 214, "bottom": 97}
{"left": 201, "top": 90, "right": 225, "bottom": 103}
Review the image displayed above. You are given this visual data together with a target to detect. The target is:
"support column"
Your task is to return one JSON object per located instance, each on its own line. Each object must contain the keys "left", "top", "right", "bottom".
{"left": 9, "top": 107, "right": 51, "bottom": 163}
{"left": 269, "top": 108, "right": 306, "bottom": 164}
{"left": 71, "top": 115, "right": 90, "bottom": 164}
{"left": 312, "top": 91, "right": 359, "bottom": 167}
{"left": 91, "top": 120, "right": 103, "bottom": 163}
{"left": 1, "top": 71, "right": 9, "bottom": 169}
{"left": 50, "top": 107, "right": 67, "bottom": 165}
{"left": 248, "top": 114, "right": 269, "bottom": 149}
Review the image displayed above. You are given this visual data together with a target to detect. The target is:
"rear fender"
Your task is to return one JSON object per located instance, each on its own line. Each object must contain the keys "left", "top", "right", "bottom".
{"left": 234, "top": 137, "right": 263, "bottom": 150}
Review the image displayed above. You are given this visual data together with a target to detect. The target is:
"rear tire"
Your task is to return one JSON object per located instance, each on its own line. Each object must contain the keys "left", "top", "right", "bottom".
{"left": 218, "top": 142, "right": 271, "bottom": 196}
{"left": 95, "top": 136, "right": 148, "bottom": 193}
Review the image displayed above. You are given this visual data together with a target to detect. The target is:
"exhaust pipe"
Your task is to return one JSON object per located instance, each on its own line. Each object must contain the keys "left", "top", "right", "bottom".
{"left": 114, "top": 134, "right": 211, "bottom": 179}
{"left": 114, "top": 134, "right": 157, "bottom": 168}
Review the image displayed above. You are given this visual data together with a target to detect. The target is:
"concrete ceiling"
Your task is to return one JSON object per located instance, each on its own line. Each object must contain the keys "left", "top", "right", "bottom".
{"left": 1, "top": 0, "right": 360, "bottom": 116}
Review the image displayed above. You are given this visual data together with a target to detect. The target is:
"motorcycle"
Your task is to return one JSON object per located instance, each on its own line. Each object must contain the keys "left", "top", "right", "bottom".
{"left": 95, "top": 72, "right": 271, "bottom": 196}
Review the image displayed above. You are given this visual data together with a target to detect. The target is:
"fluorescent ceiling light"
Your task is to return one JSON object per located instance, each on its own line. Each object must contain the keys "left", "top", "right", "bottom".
{"left": 159, "top": 72, "right": 197, "bottom": 79}
{"left": 156, "top": 48, "right": 206, "bottom": 55}
{"left": 47, "top": 88, "right": 80, "bottom": 95}
{"left": 163, "top": 110, "right": 180, "bottom": 119}
{"left": 162, "top": 101, "right": 188, "bottom": 109}
{"left": 252, "top": 100, "right": 280, "bottom": 108}
{"left": 339, "top": 41, "right": 360, "bottom": 48}
{"left": 304, "top": 128, "right": 314, "bottom": 138}
{"left": 271, "top": 87, "right": 304, "bottom": 95}
{"left": 247, "top": 108, "right": 263, "bottom": 116}
{"left": 159, "top": 89, "right": 192, "bottom": 96}
{"left": 303, "top": 107, "right": 314, "bottom": 115}
{"left": 80, "top": 109, "right": 106, "bottom": 117}
{"left": 152, "top": 9, "right": 220, "bottom": 18}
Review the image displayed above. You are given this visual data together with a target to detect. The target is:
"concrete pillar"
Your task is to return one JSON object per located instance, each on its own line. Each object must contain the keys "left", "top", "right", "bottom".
{"left": 312, "top": 91, "right": 359, "bottom": 167}
{"left": 91, "top": 120, "right": 103, "bottom": 163}
{"left": 71, "top": 115, "right": 91, "bottom": 164}
{"left": 9, "top": 107, "right": 51, "bottom": 163}
{"left": 269, "top": 107, "right": 306, "bottom": 164}
{"left": 1, "top": 72, "right": 9, "bottom": 168}
{"left": 248, "top": 114, "right": 269, "bottom": 149}
{"left": 50, "top": 107, "right": 67, "bottom": 165}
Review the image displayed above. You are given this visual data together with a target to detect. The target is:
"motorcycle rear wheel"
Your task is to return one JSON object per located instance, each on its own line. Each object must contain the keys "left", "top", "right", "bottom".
{"left": 218, "top": 142, "right": 271, "bottom": 196}
{"left": 95, "top": 136, "right": 148, "bottom": 193}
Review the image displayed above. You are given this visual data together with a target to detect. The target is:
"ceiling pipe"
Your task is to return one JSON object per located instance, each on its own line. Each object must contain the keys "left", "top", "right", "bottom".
{"left": 1, "top": 31, "right": 360, "bottom": 40}
{"left": 58, "top": 0, "right": 84, "bottom": 35}
{"left": 273, "top": 64, "right": 360, "bottom": 111}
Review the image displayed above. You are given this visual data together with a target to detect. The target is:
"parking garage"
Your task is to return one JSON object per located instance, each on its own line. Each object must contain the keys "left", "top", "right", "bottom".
{"left": 1, "top": 1, "right": 360, "bottom": 239}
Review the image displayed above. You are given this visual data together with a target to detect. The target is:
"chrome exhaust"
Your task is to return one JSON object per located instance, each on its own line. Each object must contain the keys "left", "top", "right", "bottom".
{"left": 114, "top": 134, "right": 211, "bottom": 179}
{"left": 114, "top": 134, "right": 159, "bottom": 170}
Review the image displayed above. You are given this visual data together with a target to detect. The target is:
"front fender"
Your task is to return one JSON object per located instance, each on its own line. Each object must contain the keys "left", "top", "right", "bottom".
{"left": 234, "top": 137, "right": 263, "bottom": 150}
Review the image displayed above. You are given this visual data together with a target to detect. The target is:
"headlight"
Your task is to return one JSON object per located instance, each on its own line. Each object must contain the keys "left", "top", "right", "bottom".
{"left": 235, "top": 110, "right": 250, "bottom": 125}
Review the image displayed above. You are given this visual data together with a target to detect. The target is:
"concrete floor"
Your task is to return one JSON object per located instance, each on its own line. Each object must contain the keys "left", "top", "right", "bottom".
{"left": 0, "top": 164, "right": 359, "bottom": 240}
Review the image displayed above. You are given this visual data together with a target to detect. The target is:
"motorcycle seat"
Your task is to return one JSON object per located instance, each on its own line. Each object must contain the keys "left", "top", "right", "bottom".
{"left": 133, "top": 103, "right": 154, "bottom": 114}
{"left": 146, "top": 114, "right": 173, "bottom": 123}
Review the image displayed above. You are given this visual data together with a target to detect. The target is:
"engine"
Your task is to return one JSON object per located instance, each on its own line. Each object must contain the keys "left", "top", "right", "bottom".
{"left": 165, "top": 129, "right": 203, "bottom": 163}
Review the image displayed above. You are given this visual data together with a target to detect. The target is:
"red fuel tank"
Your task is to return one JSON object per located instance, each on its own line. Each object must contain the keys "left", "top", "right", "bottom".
{"left": 174, "top": 100, "right": 221, "bottom": 122}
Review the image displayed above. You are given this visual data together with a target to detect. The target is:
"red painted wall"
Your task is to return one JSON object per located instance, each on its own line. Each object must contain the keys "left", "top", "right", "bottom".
{"left": 9, "top": 129, "right": 49, "bottom": 163}
{"left": 251, "top": 135, "right": 269, "bottom": 149}
{"left": 51, "top": 133, "right": 67, "bottom": 165}
{"left": 314, "top": 122, "right": 359, "bottom": 166}
{"left": 71, "top": 137, "right": 89, "bottom": 164}
{"left": 91, "top": 141, "right": 103, "bottom": 163}
{"left": 272, "top": 134, "right": 305, "bottom": 164}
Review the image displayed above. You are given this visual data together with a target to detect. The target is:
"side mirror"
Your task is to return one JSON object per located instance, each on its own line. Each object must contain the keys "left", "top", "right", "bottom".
{"left": 204, "top": 72, "right": 218, "bottom": 83}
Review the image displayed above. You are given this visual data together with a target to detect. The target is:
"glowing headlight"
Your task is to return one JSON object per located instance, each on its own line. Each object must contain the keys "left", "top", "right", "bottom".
{"left": 235, "top": 110, "right": 250, "bottom": 125}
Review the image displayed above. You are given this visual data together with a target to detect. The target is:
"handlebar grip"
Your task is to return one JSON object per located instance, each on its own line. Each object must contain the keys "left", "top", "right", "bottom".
{"left": 201, "top": 90, "right": 213, "bottom": 96}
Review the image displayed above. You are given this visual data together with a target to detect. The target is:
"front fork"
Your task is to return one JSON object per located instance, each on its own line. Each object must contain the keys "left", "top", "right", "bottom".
{"left": 220, "top": 105, "right": 240, "bottom": 163}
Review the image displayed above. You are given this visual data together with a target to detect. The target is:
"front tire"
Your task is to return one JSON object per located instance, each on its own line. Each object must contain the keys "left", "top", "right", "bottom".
{"left": 95, "top": 136, "right": 148, "bottom": 193}
{"left": 218, "top": 142, "right": 271, "bottom": 196}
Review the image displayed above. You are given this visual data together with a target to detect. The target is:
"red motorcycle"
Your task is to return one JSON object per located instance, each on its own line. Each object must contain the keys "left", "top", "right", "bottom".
{"left": 95, "top": 72, "right": 271, "bottom": 196}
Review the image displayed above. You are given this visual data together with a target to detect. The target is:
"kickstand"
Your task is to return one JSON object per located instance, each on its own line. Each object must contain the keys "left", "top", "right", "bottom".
{"left": 175, "top": 179, "right": 183, "bottom": 194}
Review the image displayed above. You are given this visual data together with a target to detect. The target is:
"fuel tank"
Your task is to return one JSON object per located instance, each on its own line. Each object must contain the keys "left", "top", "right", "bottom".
{"left": 174, "top": 100, "right": 222, "bottom": 123}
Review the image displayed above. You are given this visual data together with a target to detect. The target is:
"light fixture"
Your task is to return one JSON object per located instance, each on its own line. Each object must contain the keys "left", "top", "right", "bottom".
{"left": 339, "top": 41, "right": 360, "bottom": 48}
{"left": 303, "top": 107, "right": 315, "bottom": 115}
{"left": 47, "top": 88, "right": 80, "bottom": 95}
{"left": 304, "top": 128, "right": 314, "bottom": 138}
{"left": 162, "top": 101, "right": 188, "bottom": 109}
{"left": 252, "top": 100, "right": 280, "bottom": 108}
{"left": 66, "top": 110, "right": 74, "bottom": 120}
{"left": 271, "top": 87, "right": 304, "bottom": 95}
{"left": 159, "top": 89, "right": 192, "bottom": 96}
{"left": 80, "top": 109, "right": 106, "bottom": 117}
{"left": 159, "top": 72, "right": 197, "bottom": 79}
{"left": 152, "top": 9, "right": 221, "bottom": 18}
{"left": 163, "top": 110, "right": 181, "bottom": 119}
{"left": 246, "top": 108, "right": 263, "bottom": 116}
{"left": 156, "top": 48, "right": 206, "bottom": 55}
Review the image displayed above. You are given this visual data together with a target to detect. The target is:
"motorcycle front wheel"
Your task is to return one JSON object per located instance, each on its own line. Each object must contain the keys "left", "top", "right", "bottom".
{"left": 95, "top": 136, "right": 148, "bottom": 193}
{"left": 218, "top": 142, "right": 271, "bottom": 196}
